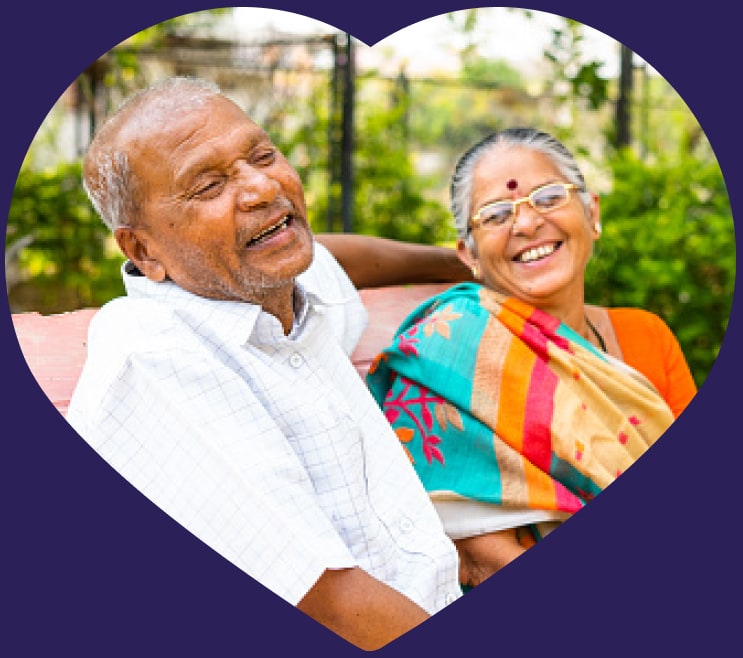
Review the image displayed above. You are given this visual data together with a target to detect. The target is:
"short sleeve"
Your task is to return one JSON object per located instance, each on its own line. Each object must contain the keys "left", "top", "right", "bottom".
{"left": 608, "top": 308, "right": 698, "bottom": 418}
{"left": 67, "top": 343, "right": 358, "bottom": 606}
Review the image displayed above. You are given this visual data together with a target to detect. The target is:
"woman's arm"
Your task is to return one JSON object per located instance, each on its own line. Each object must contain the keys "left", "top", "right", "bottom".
{"left": 315, "top": 233, "right": 473, "bottom": 289}
{"left": 455, "top": 529, "right": 529, "bottom": 588}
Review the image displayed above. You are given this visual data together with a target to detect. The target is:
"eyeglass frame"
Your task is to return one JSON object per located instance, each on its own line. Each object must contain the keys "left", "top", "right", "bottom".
{"left": 469, "top": 182, "right": 580, "bottom": 232}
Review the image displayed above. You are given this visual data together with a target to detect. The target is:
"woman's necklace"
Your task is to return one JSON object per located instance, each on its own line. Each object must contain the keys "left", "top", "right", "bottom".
{"left": 584, "top": 314, "right": 607, "bottom": 352}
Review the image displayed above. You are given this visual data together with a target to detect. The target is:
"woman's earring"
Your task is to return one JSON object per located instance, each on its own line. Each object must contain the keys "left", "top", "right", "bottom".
{"left": 472, "top": 264, "right": 480, "bottom": 279}
{"left": 594, "top": 222, "right": 602, "bottom": 236}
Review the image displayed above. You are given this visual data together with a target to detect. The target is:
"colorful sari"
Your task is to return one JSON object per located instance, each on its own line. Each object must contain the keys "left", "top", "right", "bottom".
{"left": 366, "top": 283, "right": 674, "bottom": 519}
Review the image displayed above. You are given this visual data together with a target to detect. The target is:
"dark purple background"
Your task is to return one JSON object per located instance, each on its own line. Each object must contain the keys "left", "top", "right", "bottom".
{"left": 3, "top": 2, "right": 739, "bottom": 656}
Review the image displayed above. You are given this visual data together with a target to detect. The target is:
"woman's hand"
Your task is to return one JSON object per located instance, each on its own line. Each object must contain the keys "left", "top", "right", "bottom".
{"left": 455, "top": 528, "right": 529, "bottom": 588}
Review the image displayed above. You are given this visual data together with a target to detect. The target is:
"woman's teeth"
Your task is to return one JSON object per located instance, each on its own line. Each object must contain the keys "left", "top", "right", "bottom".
{"left": 516, "top": 243, "right": 557, "bottom": 263}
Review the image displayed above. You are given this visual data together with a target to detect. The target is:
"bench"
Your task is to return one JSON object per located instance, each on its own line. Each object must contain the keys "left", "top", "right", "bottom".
{"left": 10, "top": 284, "right": 449, "bottom": 416}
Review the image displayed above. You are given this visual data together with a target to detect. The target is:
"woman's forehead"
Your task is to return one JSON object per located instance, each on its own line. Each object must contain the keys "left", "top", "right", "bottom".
{"left": 472, "top": 146, "right": 559, "bottom": 193}
{"left": 475, "top": 145, "right": 555, "bottom": 173}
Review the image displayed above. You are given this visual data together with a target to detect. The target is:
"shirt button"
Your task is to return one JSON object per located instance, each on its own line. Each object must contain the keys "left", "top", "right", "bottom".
{"left": 399, "top": 517, "right": 414, "bottom": 534}
{"left": 289, "top": 353, "right": 303, "bottom": 368}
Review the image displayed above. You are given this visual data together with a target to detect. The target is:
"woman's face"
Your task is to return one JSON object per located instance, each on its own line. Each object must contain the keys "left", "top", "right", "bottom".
{"left": 458, "top": 146, "right": 600, "bottom": 311}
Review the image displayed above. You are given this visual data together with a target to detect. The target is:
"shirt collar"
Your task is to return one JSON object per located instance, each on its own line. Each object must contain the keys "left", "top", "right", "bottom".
{"left": 121, "top": 261, "right": 339, "bottom": 346}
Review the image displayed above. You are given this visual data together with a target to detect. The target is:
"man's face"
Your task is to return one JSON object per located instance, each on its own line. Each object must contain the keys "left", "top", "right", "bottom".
{"left": 120, "top": 95, "right": 314, "bottom": 305}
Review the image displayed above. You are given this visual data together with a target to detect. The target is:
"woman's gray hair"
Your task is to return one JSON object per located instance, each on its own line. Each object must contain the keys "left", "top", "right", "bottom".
{"left": 450, "top": 127, "right": 591, "bottom": 245}
{"left": 83, "top": 77, "right": 222, "bottom": 231}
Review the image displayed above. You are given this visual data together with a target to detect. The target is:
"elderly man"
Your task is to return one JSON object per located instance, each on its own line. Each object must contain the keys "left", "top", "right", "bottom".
{"left": 66, "top": 77, "right": 466, "bottom": 649}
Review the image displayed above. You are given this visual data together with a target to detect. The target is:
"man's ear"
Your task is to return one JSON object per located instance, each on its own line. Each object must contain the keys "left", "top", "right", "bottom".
{"left": 114, "top": 227, "right": 167, "bottom": 282}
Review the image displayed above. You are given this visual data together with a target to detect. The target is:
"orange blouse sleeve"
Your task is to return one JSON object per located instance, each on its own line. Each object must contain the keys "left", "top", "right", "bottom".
{"left": 607, "top": 308, "right": 697, "bottom": 418}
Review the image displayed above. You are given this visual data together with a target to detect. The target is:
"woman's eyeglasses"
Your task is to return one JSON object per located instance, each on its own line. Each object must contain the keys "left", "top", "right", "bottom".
{"left": 470, "top": 182, "right": 579, "bottom": 231}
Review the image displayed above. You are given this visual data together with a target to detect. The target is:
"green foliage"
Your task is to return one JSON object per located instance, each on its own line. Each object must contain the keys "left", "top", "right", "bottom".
{"left": 543, "top": 20, "right": 610, "bottom": 112}
{"left": 585, "top": 149, "right": 735, "bottom": 387}
{"left": 8, "top": 162, "right": 125, "bottom": 312}
{"left": 461, "top": 58, "right": 523, "bottom": 88}
{"left": 6, "top": 8, "right": 732, "bottom": 396}
{"left": 350, "top": 80, "right": 453, "bottom": 244}
{"left": 267, "top": 77, "right": 332, "bottom": 233}
{"left": 278, "top": 74, "right": 455, "bottom": 244}
{"left": 6, "top": 8, "right": 234, "bottom": 314}
{"left": 569, "top": 60, "right": 609, "bottom": 110}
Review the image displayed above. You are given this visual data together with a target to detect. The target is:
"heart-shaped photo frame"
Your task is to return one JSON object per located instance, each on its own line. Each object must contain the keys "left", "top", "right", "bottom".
{"left": 3, "top": 2, "right": 738, "bottom": 657}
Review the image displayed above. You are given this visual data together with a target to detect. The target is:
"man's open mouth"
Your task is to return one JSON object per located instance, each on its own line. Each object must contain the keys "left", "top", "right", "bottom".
{"left": 246, "top": 214, "right": 293, "bottom": 247}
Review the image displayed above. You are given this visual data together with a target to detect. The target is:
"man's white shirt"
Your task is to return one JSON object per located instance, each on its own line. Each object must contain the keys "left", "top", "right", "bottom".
{"left": 67, "top": 242, "right": 461, "bottom": 611}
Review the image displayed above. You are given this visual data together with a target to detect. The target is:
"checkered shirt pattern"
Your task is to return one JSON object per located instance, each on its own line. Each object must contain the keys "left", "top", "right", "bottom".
{"left": 66, "top": 243, "right": 462, "bottom": 611}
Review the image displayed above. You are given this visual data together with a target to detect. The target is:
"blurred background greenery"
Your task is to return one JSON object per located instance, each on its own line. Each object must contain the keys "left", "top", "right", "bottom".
{"left": 5, "top": 7, "right": 734, "bottom": 389}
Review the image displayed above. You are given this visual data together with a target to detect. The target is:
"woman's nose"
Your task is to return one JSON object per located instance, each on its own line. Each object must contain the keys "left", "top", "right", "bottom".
{"left": 235, "top": 164, "right": 278, "bottom": 210}
{"left": 511, "top": 202, "right": 543, "bottom": 235}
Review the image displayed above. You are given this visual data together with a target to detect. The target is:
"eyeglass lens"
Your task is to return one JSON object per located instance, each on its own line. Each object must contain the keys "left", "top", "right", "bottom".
{"left": 477, "top": 183, "right": 571, "bottom": 227}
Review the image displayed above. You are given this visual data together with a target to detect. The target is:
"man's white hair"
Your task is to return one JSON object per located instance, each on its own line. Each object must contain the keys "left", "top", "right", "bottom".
{"left": 83, "top": 77, "right": 222, "bottom": 231}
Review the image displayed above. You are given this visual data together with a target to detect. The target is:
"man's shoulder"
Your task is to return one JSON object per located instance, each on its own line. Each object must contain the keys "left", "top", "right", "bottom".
{"left": 88, "top": 295, "right": 198, "bottom": 357}
{"left": 92, "top": 294, "right": 171, "bottom": 333}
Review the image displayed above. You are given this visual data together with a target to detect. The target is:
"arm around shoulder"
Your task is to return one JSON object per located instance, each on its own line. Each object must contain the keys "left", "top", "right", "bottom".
{"left": 315, "top": 233, "right": 473, "bottom": 289}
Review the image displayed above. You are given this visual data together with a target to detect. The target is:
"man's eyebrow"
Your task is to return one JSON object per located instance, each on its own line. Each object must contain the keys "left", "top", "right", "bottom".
{"left": 174, "top": 132, "right": 275, "bottom": 185}
{"left": 174, "top": 149, "right": 222, "bottom": 186}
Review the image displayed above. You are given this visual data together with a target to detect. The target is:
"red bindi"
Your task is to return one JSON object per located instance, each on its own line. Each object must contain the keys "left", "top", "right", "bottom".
{"left": 506, "top": 179, "right": 518, "bottom": 190}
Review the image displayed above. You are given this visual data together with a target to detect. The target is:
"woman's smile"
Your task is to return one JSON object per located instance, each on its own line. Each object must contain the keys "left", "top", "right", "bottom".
{"left": 462, "top": 146, "right": 599, "bottom": 313}
{"left": 513, "top": 240, "right": 562, "bottom": 264}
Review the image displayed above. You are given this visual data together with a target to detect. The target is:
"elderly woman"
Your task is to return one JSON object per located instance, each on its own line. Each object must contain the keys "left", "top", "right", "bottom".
{"left": 367, "top": 127, "right": 697, "bottom": 588}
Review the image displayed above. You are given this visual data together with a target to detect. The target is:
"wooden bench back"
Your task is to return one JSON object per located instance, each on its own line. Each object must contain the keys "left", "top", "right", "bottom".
{"left": 11, "top": 284, "right": 449, "bottom": 416}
